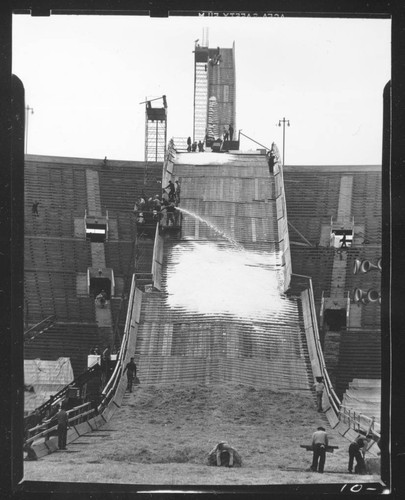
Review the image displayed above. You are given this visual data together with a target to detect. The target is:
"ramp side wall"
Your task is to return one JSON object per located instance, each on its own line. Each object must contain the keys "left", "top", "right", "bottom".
{"left": 274, "top": 161, "right": 292, "bottom": 291}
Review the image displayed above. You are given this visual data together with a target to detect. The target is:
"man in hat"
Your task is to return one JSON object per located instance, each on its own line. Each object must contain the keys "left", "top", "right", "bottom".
{"left": 310, "top": 426, "right": 328, "bottom": 473}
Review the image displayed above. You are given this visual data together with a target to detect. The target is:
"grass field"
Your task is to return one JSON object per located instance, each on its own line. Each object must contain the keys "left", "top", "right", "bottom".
{"left": 23, "top": 383, "right": 381, "bottom": 486}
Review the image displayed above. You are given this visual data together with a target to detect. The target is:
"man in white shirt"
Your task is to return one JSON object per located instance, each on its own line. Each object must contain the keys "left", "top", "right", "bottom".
{"left": 313, "top": 377, "right": 325, "bottom": 412}
{"left": 310, "top": 426, "right": 328, "bottom": 473}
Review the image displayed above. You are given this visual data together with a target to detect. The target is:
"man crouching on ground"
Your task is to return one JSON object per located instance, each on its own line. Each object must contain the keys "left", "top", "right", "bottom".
{"left": 207, "top": 441, "right": 242, "bottom": 467}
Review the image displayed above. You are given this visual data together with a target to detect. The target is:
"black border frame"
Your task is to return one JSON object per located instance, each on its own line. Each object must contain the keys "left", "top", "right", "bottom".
{"left": 1, "top": 1, "right": 403, "bottom": 498}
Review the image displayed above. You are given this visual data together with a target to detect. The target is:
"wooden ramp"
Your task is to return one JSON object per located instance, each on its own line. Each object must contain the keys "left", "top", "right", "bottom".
{"left": 135, "top": 152, "right": 311, "bottom": 391}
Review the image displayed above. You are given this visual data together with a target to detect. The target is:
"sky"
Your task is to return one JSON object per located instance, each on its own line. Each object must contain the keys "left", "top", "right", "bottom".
{"left": 12, "top": 14, "right": 391, "bottom": 165}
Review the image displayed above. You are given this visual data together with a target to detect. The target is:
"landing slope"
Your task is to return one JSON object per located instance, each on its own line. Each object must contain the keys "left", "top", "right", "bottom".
{"left": 23, "top": 383, "right": 377, "bottom": 485}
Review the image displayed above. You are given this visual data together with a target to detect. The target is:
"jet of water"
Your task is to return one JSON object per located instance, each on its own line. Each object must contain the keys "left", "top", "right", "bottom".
{"left": 176, "top": 207, "right": 244, "bottom": 251}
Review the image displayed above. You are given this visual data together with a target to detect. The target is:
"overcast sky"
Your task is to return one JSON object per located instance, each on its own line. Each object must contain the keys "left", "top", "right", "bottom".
{"left": 12, "top": 14, "right": 390, "bottom": 165}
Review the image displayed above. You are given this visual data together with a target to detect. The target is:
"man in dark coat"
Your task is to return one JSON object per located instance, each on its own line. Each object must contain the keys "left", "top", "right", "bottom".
{"left": 348, "top": 435, "right": 368, "bottom": 474}
{"left": 164, "top": 180, "right": 176, "bottom": 201}
{"left": 123, "top": 357, "right": 137, "bottom": 392}
{"left": 55, "top": 404, "right": 69, "bottom": 450}
{"left": 228, "top": 123, "right": 234, "bottom": 141}
{"left": 32, "top": 201, "right": 40, "bottom": 216}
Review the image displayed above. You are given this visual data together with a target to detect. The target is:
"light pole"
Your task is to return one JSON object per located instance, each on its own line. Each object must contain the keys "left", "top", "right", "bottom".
{"left": 25, "top": 105, "right": 34, "bottom": 155}
{"left": 278, "top": 117, "right": 290, "bottom": 165}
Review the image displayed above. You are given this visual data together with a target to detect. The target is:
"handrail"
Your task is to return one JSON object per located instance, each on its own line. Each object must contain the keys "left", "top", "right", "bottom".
{"left": 101, "top": 273, "right": 136, "bottom": 400}
{"left": 25, "top": 402, "right": 93, "bottom": 445}
{"left": 238, "top": 131, "right": 271, "bottom": 151}
{"left": 24, "top": 315, "right": 56, "bottom": 342}
{"left": 340, "top": 405, "right": 380, "bottom": 437}
{"left": 319, "top": 291, "right": 325, "bottom": 329}
{"left": 293, "top": 272, "right": 381, "bottom": 440}
{"left": 346, "top": 291, "right": 351, "bottom": 328}
{"left": 307, "top": 277, "right": 341, "bottom": 414}
{"left": 292, "top": 273, "right": 341, "bottom": 416}
{"left": 25, "top": 257, "right": 140, "bottom": 447}
{"left": 24, "top": 363, "right": 102, "bottom": 427}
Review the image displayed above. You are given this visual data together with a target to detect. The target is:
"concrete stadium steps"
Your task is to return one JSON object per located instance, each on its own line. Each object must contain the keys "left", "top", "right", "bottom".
{"left": 25, "top": 208, "right": 80, "bottom": 237}
{"left": 24, "top": 270, "right": 96, "bottom": 323}
{"left": 104, "top": 241, "right": 136, "bottom": 276}
{"left": 24, "top": 322, "right": 99, "bottom": 377}
{"left": 283, "top": 167, "right": 381, "bottom": 332}
{"left": 290, "top": 247, "right": 335, "bottom": 300}
{"left": 98, "top": 163, "right": 162, "bottom": 212}
{"left": 351, "top": 173, "right": 382, "bottom": 221}
{"left": 114, "top": 211, "right": 137, "bottom": 241}
{"left": 335, "top": 332, "right": 381, "bottom": 399}
{"left": 25, "top": 237, "right": 91, "bottom": 272}
{"left": 109, "top": 296, "right": 128, "bottom": 333}
{"left": 24, "top": 160, "right": 86, "bottom": 215}
{"left": 135, "top": 239, "right": 155, "bottom": 273}
{"left": 284, "top": 171, "right": 342, "bottom": 220}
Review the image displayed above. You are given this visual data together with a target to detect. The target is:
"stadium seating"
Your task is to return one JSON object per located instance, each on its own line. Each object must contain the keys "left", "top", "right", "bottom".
{"left": 24, "top": 156, "right": 163, "bottom": 390}
{"left": 335, "top": 331, "right": 381, "bottom": 399}
{"left": 24, "top": 323, "right": 99, "bottom": 377}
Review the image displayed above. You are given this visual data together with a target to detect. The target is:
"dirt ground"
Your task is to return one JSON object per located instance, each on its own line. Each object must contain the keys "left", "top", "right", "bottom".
{"left": 23, "top": 383, "right": 382, "bottom": 486}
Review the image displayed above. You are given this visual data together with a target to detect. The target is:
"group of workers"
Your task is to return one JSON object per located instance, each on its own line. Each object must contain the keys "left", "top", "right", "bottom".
{"left": 187, "top": 137, "right": 205, "bottom": 152}
{"left": 185, "top": 124, "right": 235, "bottom": 153}
{"left": 134, "top": 180, "right": 181, "bottom": 228}
{"left": 311, "top": 425, "right": 376, "bottom": 475}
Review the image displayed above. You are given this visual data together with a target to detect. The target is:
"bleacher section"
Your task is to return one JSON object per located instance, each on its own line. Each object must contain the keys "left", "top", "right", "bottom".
{"left": 335, "top": 331, "right": 381, "bottom": 399}
{"left": 24, "top": 160, "right": 88, "bottom": 211}
{"left": 283, "top": 165, "right": 381, "bottom": 366}
{"left": 98, "top": 162, "right": 162, "bottom": 212}
{"left": 25, "top": 237, "right": 91, "bottom": 272}
{"left": 24, "top": 323, "right": 99, "bottom": 377}
{"left": 24, "top": 270, "right": 96, "bottom": 323}
{"left": 24, "top": 155, "right": 162, "bottom": 391}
